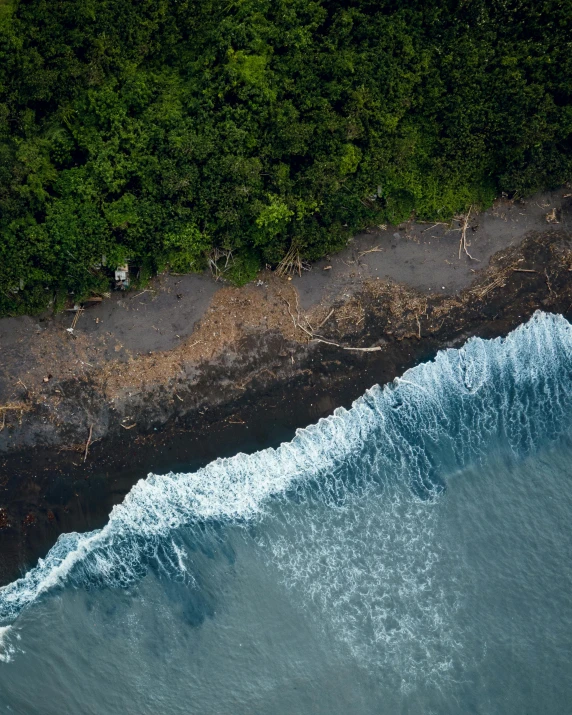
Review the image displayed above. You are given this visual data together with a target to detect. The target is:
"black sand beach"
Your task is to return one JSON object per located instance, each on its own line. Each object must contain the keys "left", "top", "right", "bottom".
{"left": 0, "top": 189, "right": 571, "bottom": 584}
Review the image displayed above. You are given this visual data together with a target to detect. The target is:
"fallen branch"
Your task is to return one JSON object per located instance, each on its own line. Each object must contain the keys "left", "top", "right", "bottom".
{"left": 454, "top": 206, "right": 479, "bottom": 261}
{"left": 316, "top": 308, "right": 335, "bottom": 330}
{"left": 280, "top": 291, "right": 381, "bottom": 352}
{"left": 279, "top": 293, "right": 314, "bottom": 338}
{"left": 422, "top": 222, "right": 449, "bottom": 233}
{"left": 83, "top": 424, "right": 93, "bottom": 463}
{"left": 545, "top": 269, "right": 554, "bottom": 296}
{"left": 340, "top": 344, "right": 382, "bottom": 352}
{"left": 357, "top": 245, "right": 384, "bottom": 259}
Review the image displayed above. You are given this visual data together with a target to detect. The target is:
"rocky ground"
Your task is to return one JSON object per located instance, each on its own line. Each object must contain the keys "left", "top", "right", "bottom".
{"left": 0, "top": 188, "right": 571, "bottom": 583}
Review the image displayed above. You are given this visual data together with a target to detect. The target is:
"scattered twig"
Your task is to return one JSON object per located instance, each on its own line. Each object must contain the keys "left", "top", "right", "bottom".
{"left": 545, "top": 269, "right": 554, "bottom": 296}
{"left": 120, "top": 423, "right": 137, "bottom": 430}
{"left": 512, "top": 268, "right": 538, "bottom": 273}
{"left": 472, "top": 274, "right": 507, "bottom": 300}
{"left": 279, "top": 294, "right": 314, "bottom": 338}
{"left": 357, "top": 245, "right": 384, "bottom": 259}
{"left": 83, "top": 424, "right": 93, "bottom": 463}
{"left": 421, "top": 222, "right": 449, "bottom": 233}
{"left": 316, "top": 308, "right": 335, "bottom": 330}
{"left": 280, "top": 290, "right": 380, "bottom": 351}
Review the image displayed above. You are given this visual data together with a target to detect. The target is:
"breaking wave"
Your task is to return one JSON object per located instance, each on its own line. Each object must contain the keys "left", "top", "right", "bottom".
{"left": 1, "top": 310, "right": 572, "bottom": 653}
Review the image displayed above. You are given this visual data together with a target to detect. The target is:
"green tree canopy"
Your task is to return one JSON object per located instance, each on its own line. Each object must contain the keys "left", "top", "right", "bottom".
{"left": 0, "top": 0, "right": 571, "bottom": 313}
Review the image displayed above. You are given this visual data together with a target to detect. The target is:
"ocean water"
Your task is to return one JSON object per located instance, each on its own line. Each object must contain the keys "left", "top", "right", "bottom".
{"left": 1, "top": 311, "right": 572, "bottom": 714}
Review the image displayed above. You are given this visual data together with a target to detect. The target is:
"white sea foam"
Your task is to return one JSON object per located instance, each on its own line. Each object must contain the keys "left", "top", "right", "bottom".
{"left": 0, "top": 626, "right": 18, "bottom": 663}
{"left": 0, "top": 311, "right": 571, "bottom": 630}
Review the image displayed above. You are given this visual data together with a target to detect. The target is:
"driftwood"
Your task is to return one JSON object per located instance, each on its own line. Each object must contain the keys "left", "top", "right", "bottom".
{"left": 280, "top": 293, "right": 382, "bottom": 352}
{"left": 83, "top": 424, "right": 93, "bottom": 463}
{"left": 455, "top": 206, "right": 479, "bottom": 261}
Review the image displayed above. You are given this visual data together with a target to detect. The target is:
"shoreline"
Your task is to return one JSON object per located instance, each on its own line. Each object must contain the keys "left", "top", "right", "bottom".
{"left": 0, "top": 191, "right": 571, "bottom": 585}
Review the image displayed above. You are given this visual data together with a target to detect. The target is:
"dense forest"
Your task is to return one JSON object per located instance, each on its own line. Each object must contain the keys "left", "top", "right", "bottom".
{"left": 0, "top": 0, "right": 571, "bottom": 314}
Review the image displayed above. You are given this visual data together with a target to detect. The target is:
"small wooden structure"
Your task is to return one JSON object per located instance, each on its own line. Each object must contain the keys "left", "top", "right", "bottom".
{"left": 114, "top": 264, "right": 130, "bottom": 289}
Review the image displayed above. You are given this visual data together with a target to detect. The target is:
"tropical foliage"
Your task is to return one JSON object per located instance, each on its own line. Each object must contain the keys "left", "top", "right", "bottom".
{"left": 0, "top": 0, "right": 571, "bottom": 312}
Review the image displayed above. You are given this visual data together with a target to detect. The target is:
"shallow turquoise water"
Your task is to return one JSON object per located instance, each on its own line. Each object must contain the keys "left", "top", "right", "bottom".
{"left": 0, "top": 312, "right": 571, "bottom": 714}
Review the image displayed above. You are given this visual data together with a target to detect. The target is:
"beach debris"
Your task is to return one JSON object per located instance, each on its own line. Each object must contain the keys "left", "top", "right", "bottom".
{"left": 280, "top": 292, "right": 381, "bottom": 352}
{"left": 545, "top": 208, "right": 559, "bottom": 223}
{"left": 66, "top": 305, "right": 84, "bottom": 335}
{"left": 316, "top": 308, "right": 335, "bottom": 330}
{"left": 454, "top": 206, "right": 479, "bottom": 261}
{"left": 83, "top": 424, "right": 93, "bottom": 463}
{"left": 472, "top": 273, "right": 507, "bottom": 300}
{"left": 358, "top": 246, "right": 384, "bottom": 260}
